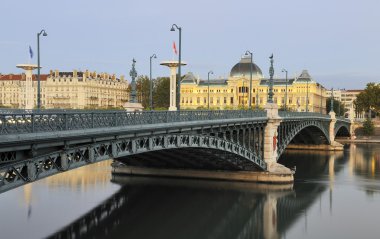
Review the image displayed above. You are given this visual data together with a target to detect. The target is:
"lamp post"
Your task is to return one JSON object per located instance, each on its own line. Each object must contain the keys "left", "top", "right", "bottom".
{"left": 37, "top": 29, "right": 47, "bottom": 110}
{"left": 320, "top": 85, "right": 323, "bottom": 114}
{"left": 149, "top": 54, "right": 157, "bottom": 110}
{"left": 268, "top": 54, "right": 274, "bottom": 103}
{"left": 306, "top": 78, "right": 309, "bottom": 112}
{"left": 330, "top": 88, "right": 334, "bottom": 113}
{"left": 281, "top": 69, "right": 288, "bottom": 110}
{"left": 170, "top": 24, "right": 182, "bottom": 111}
{"left": 207, "top": 70, "right": 213, "bottom": 110}
{"left": 243, "top": 81, "right": 245, "bottom": 108}
{"left": 245, "top": 50, "right": 253, "bottom": 109}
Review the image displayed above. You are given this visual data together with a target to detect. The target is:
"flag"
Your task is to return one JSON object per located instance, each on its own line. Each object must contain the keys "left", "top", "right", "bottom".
{"left": 29, "top": 45, "right": 33, "bottom": 59}
{"left": 172, "top": 41, "right": 177, "bottom": 55}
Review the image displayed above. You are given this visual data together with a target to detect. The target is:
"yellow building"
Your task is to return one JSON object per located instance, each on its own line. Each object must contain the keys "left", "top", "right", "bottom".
{"left": 0, "top": 70, "right": 129, "bottom": 109}
{"left": 181, "top": 56, "right": 327, "bottom": 113}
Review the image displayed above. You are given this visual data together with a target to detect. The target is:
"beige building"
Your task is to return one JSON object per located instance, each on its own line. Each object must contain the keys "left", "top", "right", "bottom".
{"left": 325, "top": 89, "right": 364, "bottom": 118}
{"left": 181, "top": 56, "right": 327, "bottom": 113}
{"left": 0, "top": 70, "right": 129, "bottom": 109}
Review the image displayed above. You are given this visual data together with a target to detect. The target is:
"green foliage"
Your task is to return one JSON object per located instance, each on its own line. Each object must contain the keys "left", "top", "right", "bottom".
{"left": 136, "top": 75, "right": 150, "bottom": 109}
{"left": 326, "top": 98, "right": 345, "bottom": 116}
{"left": 363, "top": 118, "right": 375, "bottom": 136}
{"left": 153, "top": 77, "right": 170, "bottom": 109}
{"left": 354, "top": 83, "right": 380, "bottom": 114}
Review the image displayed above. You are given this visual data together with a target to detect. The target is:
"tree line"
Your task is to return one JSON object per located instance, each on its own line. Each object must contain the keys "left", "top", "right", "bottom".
{"left": 127, "top": 76, "right": 170, "bottom": 110}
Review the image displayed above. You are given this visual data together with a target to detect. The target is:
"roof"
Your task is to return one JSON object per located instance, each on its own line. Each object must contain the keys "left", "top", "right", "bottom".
{"left": 260, "top": 78, "right": 296, "bottom": 86}
{"left": 0, "top": 74, "right": 48, "bottom": 81}
{"left": 230, "top": 56, "right": 263, "bottom": 78}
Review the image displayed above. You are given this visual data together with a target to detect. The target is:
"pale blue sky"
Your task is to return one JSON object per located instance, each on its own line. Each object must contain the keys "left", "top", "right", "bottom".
{"left": 1, "top": 0, "right": 379, "bottom": 89}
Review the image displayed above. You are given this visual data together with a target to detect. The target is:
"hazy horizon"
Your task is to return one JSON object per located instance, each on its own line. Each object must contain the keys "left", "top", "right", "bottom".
{"left": 1, "top": 0, "right": 379, "bottom": 90}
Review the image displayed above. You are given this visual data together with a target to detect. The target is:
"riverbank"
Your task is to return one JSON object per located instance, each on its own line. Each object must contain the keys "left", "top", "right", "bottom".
{"left": 112, "top": 163, "right": 294, "bottom": 184}
{"left": 336, "top": 136, "right": 380, "bottom": 143}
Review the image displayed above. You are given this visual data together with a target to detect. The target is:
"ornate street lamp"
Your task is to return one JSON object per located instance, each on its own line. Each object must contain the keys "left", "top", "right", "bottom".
{"left": 149, "top": 54, "right": 157, "bottom": 110}
{"left": 330, "top": 88, "right": 334, "bottom": 113}
{"left": 281, "top": 69, "right": 288, "bottom": 110}
{"left": 245, "top": 50, "right": 253, "bottom": 109}
{"left": 320, "top": 85, "right": 323, "bottom": 114}
{"left": 207, "top": 70, "right": 213, "bottom": 110}
{"left": 37, "top": 29, "right": 47, "bottom": 110}
{"left": 268, "top": 54, "right": 274, "bottom": 103}
{"left": 170, "top": 24, "right": 182, "bottom": 111}
{"left": 306, "top": 77, "right": 309, "bottom": 112}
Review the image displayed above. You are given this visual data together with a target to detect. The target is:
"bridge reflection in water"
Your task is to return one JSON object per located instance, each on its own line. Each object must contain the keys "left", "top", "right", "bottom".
{"left": 48, "top": 150, "right": 345, "bottom": 239}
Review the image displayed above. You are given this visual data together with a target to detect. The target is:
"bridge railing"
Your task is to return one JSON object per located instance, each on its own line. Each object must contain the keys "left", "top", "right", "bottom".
{"left": 0, "top": 110, "right": 267, "bottom": 135}
{"left": 278, "top": 111, "right": 330, "bottom": 118}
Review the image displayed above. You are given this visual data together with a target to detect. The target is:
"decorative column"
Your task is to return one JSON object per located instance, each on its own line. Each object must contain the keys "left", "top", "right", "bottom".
{"left": 263, "top": 56, "right": 292, "bottom": 174}
{"left": 17, "top": 64, "right": 39, "bottom": 109}
{"left": 160, "top": 61, "right": 187, "bottom": 111}
{"left": 349, "top": 106, "right": 356, "bottom": 139}
{"left": 129, "top": 58, "right": 137, "bottom": 103}
{"left": 329, "top": 110, "right": 336, "bottom": 143}
{"left": 124, "top": 59, "right": 143, "bottom": 111}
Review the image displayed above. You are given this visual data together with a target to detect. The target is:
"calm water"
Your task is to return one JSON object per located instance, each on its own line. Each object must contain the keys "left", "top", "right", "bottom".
{"left": 1, "top": 144, "right": 380, "bottom": 239}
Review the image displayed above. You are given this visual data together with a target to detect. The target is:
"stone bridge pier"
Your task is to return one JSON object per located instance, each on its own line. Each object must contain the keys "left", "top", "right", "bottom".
{"left": 263, "top": 103, "right": 292, "bottom": 174}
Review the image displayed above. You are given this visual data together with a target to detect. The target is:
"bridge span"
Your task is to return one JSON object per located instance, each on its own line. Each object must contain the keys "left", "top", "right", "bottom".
{"left": 0, "top": 106, "right": 352, "bottom": 193}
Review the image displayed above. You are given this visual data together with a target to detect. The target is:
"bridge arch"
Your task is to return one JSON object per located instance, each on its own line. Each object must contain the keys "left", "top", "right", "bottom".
{"left": 0, "top": 134, "right": 267, "bottom": 193}
{"left": 277, "top": 119, "right": 331, "bottom": 159}
{"left": 335, "top": 124, "right": 350, "bottom": 137}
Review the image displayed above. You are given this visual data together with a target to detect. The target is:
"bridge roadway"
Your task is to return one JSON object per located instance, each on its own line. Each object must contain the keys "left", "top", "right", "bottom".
{"left": 0, "top": 108, "right": 352, "bottom": 193}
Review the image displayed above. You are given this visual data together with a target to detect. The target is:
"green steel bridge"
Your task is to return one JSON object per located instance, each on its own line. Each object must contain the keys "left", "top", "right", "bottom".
{"left": 0, "top": 109, "right": 351, "bottom": 193}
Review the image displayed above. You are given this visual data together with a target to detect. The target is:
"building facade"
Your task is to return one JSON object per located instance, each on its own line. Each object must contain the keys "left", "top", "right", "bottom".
{"left": 180, "top": 56, "right": 327, "bottom": 113}
{"left": 326, "top": 89, "right": 364, "bottom": 119}
{"left": 0, "top": 70, "right": 129, "bottom": 109}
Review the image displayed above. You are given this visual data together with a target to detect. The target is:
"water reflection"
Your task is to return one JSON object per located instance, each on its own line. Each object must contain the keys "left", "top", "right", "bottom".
{"left": 2, "top": 144, "right": 380, "bottom": 239}
{"left": 50, "top": 176, "right": 294, "bottom": 239}
{"left": 48, "top": 150, "right": 351, "bottom": 239}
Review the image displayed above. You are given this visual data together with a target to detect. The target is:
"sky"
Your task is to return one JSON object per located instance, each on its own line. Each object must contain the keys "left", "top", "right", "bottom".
{"left": 1, "top": 0, "right": 379, "bottom": 89}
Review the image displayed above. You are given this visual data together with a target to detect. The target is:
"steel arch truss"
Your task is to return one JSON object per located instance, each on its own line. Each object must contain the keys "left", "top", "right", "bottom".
{"left": 276, "top": 119, "right": 331, "bottom": 159}
{"left": 0, "top": 134, "right": 266, "bottom": 193}
{"left": 334, "top": 120, "right": 351, "bottom": 136}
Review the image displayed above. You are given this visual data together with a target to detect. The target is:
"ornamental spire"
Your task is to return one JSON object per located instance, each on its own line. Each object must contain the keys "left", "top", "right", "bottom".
{"left": 268, "top": 54, "right": 274, "bottom": 103}
{"left": 129, "top": 58, "right": 137, "bottom": 103}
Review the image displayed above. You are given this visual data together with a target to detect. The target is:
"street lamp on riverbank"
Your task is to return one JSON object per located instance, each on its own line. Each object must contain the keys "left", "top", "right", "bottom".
{"left": 207, "top": 71, "right": 213, "bottom": 110}
{"left": 149, "top": 54, "right": 157, "bottom": 110}
{"left": 245, "top": 50, "right": 253, "bottom": 109}
{"left": 37, "top": 29, "right": 47, "bottom": 110}
{"left": 282, "top": 69, "right": 288, "bottom": 110}
{"left": 170, "top": 24, "right": 182, "bottom": 111}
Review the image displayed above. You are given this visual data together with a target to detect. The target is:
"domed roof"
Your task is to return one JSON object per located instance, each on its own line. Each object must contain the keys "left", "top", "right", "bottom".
{"left": 230, "top": 56, "right": 263, "bottom": 78}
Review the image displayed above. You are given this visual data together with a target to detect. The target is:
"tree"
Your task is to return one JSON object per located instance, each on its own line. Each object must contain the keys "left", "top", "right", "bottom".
{"left": 354, "top": 83, "right": 380, "bottom": 115}
{"left": 363, "top": 118, "right": 374, "bottom": 136}
{"left": 136, "top": 75, "right": 150, "bottom": 108}
{"left": 153, "top": 77, "right": 170, "bottom": 109}
{"left": 326, "top": 98, "right": 345, "bottom": 116}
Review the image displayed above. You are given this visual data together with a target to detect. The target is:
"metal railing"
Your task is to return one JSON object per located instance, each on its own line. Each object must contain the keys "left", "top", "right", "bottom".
{"left": 279, "top": 111, "right": 330, "bottom": 118}
{"left": 0, "top": 110, "right": 267, "bottom": 135}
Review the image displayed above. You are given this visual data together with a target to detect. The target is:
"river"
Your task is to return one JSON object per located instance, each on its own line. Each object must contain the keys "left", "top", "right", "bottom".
{"left": 0, "top": 144, "right": 379, "bottom": 239}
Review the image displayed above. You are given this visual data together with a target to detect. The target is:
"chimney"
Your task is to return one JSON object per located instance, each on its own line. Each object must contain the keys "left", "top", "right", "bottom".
{"left": 120, "top": 75, "right": 125, "bottom": 81}
{"left": 55, "top": 70, "right": 59, "bottom": 77}
{"left": 73, "top": 70, "right": 77, "bottom": 77}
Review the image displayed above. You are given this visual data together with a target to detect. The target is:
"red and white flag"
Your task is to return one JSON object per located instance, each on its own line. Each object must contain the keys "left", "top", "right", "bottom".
{"left": 173, "top": 41, "right": 178, "bottom": 55}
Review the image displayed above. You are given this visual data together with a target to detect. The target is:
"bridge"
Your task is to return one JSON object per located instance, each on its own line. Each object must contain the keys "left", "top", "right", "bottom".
{"left": 0, "top": 106, "right": 352, "bottom": 193}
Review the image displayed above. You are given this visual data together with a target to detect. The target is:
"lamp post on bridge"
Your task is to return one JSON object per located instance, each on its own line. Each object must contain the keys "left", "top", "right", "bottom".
{"left": 330, "top": 88, "right": 334, "bottom": 113}
{"left": 207, "top": 70, "right": 213, "bottom": 110}
{"left": 281, "top": 69, "right": 288, "bottom": 110}
{"left": 37, "top": 29, "right": 48, "bottom": 110}
{"left": 245, "top": 50, "right": 253, "bottom": 109}
{"left": 170, "top": 24, "right": 182, "bottom": 111}
{"left": 268, "top": 54, "right": 274, "bottom": 103}
{"left": 306, "top": 77, "right": 309, "bottom": 112}
{"left": 149, "top": 54, "right": 157, "bottom": 110}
